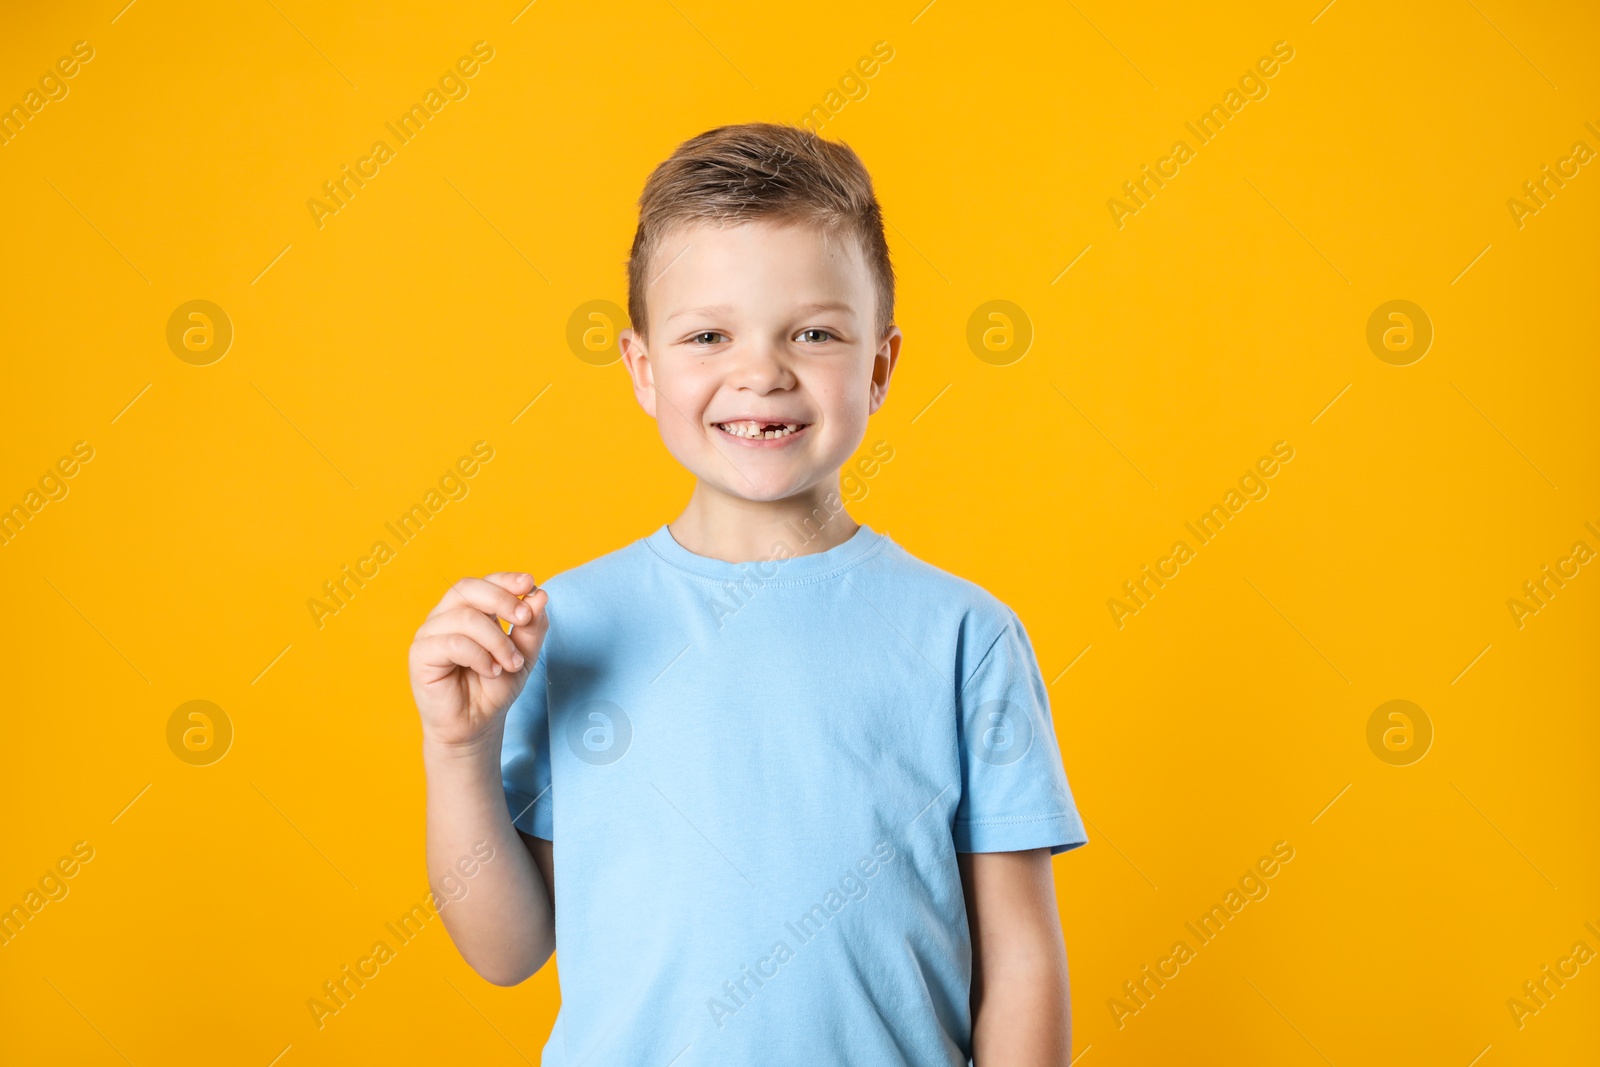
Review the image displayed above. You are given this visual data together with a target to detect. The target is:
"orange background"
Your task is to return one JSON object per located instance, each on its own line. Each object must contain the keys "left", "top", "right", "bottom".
{"left": 1, "top": 1, "right": 1596, "bottom": 1064}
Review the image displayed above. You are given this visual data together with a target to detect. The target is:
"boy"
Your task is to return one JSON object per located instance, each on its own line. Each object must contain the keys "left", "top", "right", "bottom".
{"left": 409, "top": 123, "right": 1089, "bottom": 1065}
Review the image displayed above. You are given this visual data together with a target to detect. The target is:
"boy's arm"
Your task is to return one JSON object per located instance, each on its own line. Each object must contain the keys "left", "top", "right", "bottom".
{"left": 521, "top": 830, "right": 555, "bottom": 912}
{"left": 959, "top": 847, "right": 1073, "bottom": 1066}
{"left": 424, "top": 730, "right": 555, "bottom": 985}
{"left": 412, "top": 572, "right": 556, "bottom": 986}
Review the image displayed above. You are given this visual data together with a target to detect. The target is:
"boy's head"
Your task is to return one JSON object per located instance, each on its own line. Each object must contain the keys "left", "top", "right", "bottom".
{"left": 618, "top": 123, "right": 901, "bottom": 506}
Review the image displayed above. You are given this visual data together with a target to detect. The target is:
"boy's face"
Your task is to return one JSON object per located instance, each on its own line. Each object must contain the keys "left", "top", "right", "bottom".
{"left": 619, "top": 218, "right": 901, "bottom": 504}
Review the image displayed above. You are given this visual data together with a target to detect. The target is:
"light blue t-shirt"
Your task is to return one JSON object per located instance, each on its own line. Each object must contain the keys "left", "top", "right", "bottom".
{"left": 500, "top": 522, "right": 1088, "bottom": 1066}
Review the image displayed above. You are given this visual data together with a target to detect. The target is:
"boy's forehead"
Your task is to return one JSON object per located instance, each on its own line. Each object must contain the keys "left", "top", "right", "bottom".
{"left": 651, "top": 219, "right": 872, "bottom": 323}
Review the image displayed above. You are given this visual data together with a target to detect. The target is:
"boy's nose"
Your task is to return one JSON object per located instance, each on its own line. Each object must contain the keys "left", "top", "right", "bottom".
{"left": 725, "top": 340, "right": 796, "bottom": 391}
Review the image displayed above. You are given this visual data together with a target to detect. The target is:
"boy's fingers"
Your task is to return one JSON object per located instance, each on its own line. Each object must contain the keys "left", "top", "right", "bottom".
{"left": 501, "top": 588, "right": 548, "bottom": 637}
{"left": 502, "top": 604, "right": 547, "bottom": 655}
{"left": 482, "top": 571, "right": 538, "bottom": 594}
{"left": 430, "top": 574, "right": 538, "bottom": 627}
{"left": 417, "top": 607, "right": 525, "bottom": 673}
{"left": 415, "top": 632, "right": 502, "bottom": 680}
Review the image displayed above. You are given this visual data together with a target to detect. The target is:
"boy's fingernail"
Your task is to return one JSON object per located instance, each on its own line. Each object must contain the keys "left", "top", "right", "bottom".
{"left": 513, "top": 653, "right": 525, "bottom": 669}
{"left": 517, "top": 604, "right": 533, "bottom": 622}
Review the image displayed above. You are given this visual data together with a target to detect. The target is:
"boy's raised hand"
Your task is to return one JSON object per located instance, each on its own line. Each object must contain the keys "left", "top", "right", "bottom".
{"left": 409, "top": 572, "right": 548, "bottom": 748}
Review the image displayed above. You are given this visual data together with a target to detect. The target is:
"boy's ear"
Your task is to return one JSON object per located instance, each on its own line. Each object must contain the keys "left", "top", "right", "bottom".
{"left": 618, "top": 327, "right": 658, "bottom": 419}
{"left": 867, "top": 326, "right": 902, "bottom": 416}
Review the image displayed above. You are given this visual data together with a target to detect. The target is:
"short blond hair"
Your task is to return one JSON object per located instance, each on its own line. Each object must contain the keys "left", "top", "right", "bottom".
{"left": 626, "top": 122, "right": 895, "bottom": 344}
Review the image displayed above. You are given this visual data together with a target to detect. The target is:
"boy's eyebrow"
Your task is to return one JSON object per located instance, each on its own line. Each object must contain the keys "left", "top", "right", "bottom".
{"left": 665, "top": 304, "right": 732, "bottom": 324}
{"left": 664, "top": 301, "right": 857, "bottom": 324}
{"left": 793, "top": 301, "right": 856, "bottom": 316}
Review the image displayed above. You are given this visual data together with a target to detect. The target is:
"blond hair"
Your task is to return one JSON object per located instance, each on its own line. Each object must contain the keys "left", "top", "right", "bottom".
{"left": 626, "top": 122, "right": 895, "bottom": 344}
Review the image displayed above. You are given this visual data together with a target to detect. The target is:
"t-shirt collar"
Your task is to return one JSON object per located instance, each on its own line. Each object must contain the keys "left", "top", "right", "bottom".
{"left": 644, "top": 520, "right": 886, "bottom": 583}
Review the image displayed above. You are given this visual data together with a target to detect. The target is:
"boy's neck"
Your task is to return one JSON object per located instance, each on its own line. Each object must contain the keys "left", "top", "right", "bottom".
{"left": 668, "top": 480, "right": 860, "bottom": 564}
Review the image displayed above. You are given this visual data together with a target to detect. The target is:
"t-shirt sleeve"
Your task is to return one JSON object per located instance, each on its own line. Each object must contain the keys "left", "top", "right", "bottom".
{"left": 500, "top": 640, "right": 553, "bottom": 840}
{"left": 953, "top": 609, "right": 1088, "bottom": 856}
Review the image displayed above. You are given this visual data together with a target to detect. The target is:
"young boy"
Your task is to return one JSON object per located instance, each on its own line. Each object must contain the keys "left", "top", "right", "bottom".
{"left": 409, "top": 123, "right": 1089, "bottom": 1065}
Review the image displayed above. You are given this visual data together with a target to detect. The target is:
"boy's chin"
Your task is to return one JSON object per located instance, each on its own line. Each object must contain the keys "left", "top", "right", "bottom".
{"left": 693, "top": 469, "right": 827, "bottom": 505}
{"left": 708, "top": 480, "right": 813, "bottom": 504}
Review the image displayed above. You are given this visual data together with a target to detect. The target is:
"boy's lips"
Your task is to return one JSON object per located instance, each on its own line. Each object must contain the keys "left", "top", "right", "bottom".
{"left": 712, "top": 418, "right": 811, "bottom": 447}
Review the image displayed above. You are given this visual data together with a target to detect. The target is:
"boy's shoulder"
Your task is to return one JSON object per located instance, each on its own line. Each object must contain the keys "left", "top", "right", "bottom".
{"left": 866, "top": 535, "right": 1032, "bottom": 675}
{"left": 867, "top": 533, "right": 1020, "bottom": 623}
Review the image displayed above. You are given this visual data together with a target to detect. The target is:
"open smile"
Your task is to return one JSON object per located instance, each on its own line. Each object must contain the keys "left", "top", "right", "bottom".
{"left": 713, "top": 420, "right": 811, "bottom": 446}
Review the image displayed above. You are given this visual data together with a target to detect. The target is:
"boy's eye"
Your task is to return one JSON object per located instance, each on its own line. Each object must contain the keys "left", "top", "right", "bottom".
{"left": 796, "top": 328, "right": 834, "bottom": 344}
{"left": 690, "top": 331, "right": 728, "bottom": 345}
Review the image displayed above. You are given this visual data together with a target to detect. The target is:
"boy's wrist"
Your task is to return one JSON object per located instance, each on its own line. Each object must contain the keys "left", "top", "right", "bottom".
{"left": 422, "top": 726, "right": 506, "bottom": 773}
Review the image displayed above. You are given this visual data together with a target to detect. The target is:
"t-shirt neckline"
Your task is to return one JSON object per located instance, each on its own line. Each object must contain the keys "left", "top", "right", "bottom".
{"left": 643, "top": 520, "right": 887, "bottom": 583}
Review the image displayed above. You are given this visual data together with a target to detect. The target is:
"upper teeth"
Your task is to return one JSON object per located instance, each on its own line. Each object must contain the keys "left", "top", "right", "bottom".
{"left": 719, "top": 421, "right": 801, "bottom": 439}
